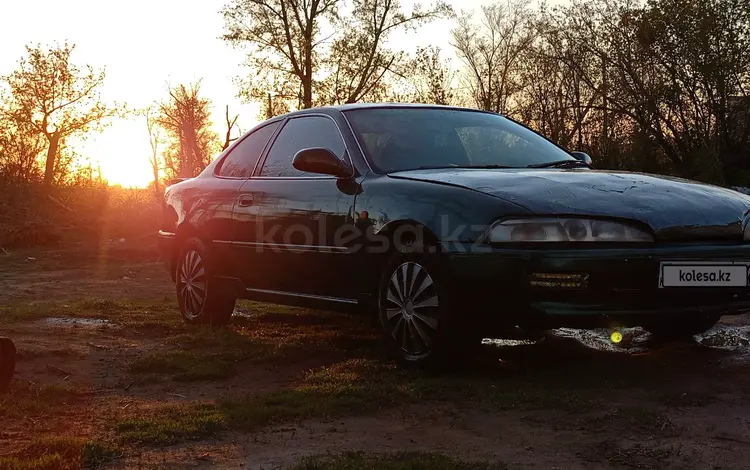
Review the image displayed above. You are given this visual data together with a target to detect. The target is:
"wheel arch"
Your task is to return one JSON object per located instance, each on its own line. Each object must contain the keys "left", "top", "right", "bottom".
{"left": 168, "top": 222, "right": 202, "bottom": 282}
{"left": 376, "top": 219, "right": 441, "bottom": 250}
{"left": 357, "top": 219, "right": 442, "bottom": 309}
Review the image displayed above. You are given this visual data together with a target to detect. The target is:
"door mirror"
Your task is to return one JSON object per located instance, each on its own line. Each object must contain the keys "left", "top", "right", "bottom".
{"left": 570, "top": 151, "right": 593, "bottom": 166}
{"left": 293, "top": 148, "right": 352, "bottom": 177}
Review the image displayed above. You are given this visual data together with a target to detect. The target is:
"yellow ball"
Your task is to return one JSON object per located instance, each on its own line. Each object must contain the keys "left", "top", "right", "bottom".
{"left": 611, "top": 331, "right": 623, "bottom": 344}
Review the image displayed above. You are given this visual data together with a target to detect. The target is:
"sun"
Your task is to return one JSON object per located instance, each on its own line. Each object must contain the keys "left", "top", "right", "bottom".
{"left": 82, "top": 103, "right": 261, "bottom": 188}
{"left": 87, "top": 117, "right": 155, "bottom": 188}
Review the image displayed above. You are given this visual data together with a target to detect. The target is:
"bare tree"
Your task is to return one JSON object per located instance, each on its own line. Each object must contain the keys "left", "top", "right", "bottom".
{"left": 223, "top": 105, "right": 240, "bottom": 151}
{"left": 157, "top": 82, "right": 219, "bottom": 178}
{"left": 222, "top": 0, "right": 341, "bottom": 109}
{"left": 402, "top": 46, "right": 456, "bottom": 105}
{"left": 321, "top": 0, "right": 452, "bottom": 104}
{"left": 513, "top": 9, "right": 601, "bottom": 150}
{"left": 2, "top": 42, "right": 116, "bottom": 186}
{"left": 451, "top": 0, "right": 535, "bottom": 114}
{"left": 0, "top": 92, "right": 45, "bottom": 182}
{"left": 548, "top": 0, "right": 750, "bottom": 182}
{"left": 144, "top": 106, "right": 163, "bottom": 194}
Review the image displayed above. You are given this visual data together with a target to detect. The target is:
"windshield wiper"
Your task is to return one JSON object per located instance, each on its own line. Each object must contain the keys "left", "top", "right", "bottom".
{"left": 463, "top": 164, "right": 514, "bottom": 169}
{"left": 527, "top": 159, "right": 590, "bottom": 169}
{"left": 413, "top": 164, "right": 514, "bottom": 170}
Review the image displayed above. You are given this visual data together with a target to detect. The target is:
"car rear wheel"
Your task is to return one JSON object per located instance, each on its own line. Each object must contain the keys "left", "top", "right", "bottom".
{"left": 644, "top": 314, "right": 719, "bottom": 341}
{"left": 0, "top": 337, "right": 16, "bottom": 393}
{"left": 176, "top": 238, "right": 235, "bottom": 326}
{"left": 378, "top": 242, "right": 478, "bottom": 369}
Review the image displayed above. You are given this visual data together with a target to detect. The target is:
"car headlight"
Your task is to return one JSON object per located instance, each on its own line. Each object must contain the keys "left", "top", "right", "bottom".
{"left": 486, "top": 218, "right": 654, "bottom": 243}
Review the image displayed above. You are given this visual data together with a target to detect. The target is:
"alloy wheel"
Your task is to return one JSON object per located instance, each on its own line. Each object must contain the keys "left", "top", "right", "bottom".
{"left": 384, "top": 262, "right": 440, "bottom": 356}
{"left": 178, "top": 250, "right": 207, "bottom": 319}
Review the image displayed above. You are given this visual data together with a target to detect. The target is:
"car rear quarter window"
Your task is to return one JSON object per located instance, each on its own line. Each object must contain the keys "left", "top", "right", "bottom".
{"left": 218, "top": 121, "right": 280, "bottom": 178}
{"left": 259, "top": 116, "right": 346, "bottom": 177}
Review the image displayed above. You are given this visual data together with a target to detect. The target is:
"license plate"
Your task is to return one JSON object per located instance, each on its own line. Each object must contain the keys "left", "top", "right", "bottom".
{"left": 659, "top": 261, "right": 749, "bottom": 288}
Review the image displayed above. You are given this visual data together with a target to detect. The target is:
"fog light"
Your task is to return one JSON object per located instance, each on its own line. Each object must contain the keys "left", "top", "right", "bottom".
{"left": 529, "top": 272, "right": 589, "bottom": 288}
{"left": 610, "top": 331, "right": 623, "bottom": 344}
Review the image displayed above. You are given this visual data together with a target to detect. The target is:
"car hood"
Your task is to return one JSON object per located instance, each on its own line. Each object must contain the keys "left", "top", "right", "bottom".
{"left": 389, "top": 168, "right": 750, "bottom": 241}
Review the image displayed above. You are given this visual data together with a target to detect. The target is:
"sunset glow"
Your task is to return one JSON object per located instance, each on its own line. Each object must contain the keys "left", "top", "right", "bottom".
{"left": 0, "top": 0, "right": 481, "bottom": 187}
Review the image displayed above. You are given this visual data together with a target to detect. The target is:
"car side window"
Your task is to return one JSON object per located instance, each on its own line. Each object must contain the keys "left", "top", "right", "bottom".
{"left": 218, "top": 121, "right": 280, "bottom": 178}
{"left": 259, "top": 116, "right": 346, "bottom": 177}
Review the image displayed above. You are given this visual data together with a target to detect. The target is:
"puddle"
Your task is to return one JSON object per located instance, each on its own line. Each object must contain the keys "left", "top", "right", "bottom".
{"left": 485, "top": 324, "right": 750, "bottom": 357}
{"left": 551, "top": 327, "right": 651, "bottom": 353}
{"left": 483, "top": 338, "right": 537, "bottom": 347}
{"left": 42, "top": 317, "right": 112, "bottom": 327}
{"left": 233, "top": 307, "right": 255, "bottom": 318}
{"left": 697, "top": 324, "right": 750, "bottom": 351}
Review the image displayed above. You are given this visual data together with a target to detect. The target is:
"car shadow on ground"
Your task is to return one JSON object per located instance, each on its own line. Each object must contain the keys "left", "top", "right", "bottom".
{"left": 457, "top": 326, "right": 750, "bottom": 393}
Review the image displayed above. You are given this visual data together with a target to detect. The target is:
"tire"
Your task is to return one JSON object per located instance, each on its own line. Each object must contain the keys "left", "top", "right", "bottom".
{"left": 644, "top": 314, "right": 719, "bottom": 341}
{"left": 176, "top": 237, "right": 236, "bottom": 326}
{"left": 377, "top": 241, "right": 479, "bottom": 370}
{"left": 0, "top": 337, "right": 16, "bottom": 393}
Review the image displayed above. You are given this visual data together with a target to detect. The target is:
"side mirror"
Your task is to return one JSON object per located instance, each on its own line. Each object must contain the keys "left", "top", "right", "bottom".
{"left": 293, "top": 148, "right": 353, "bottom": 177}
{"left": 570, "top": 151, "right": 593, "bottom": 166}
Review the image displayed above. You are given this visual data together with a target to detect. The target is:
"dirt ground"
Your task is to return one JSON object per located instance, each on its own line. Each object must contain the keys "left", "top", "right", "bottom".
{"left": 2, "top": 237, "right": 750, "bottom": 469}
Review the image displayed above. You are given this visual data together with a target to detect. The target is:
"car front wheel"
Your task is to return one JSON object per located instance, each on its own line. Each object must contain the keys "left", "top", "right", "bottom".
{"left": 176, "top": 238, "right": 235, "bottom": 326}
{"left": 378, "top": 245, "right": 477, "bottom": 369}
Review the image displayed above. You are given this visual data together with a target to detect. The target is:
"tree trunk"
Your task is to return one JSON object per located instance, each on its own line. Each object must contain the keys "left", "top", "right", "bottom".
{"left": 43, "top": 131, "right": 61, "bottom": 186}
{"left": 302, "top": 76, "right": 313, "bottom": 109}
{"left": 152, "top": 162, "right": 161, "bottom": 195}
{"left": 182, "top": 124, "right": 200, "bottom": 178}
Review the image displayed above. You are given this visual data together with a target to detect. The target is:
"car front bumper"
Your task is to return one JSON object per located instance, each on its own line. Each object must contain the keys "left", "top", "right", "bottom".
{"left": 442, "top": 242, "right": 750, "bottom": 329}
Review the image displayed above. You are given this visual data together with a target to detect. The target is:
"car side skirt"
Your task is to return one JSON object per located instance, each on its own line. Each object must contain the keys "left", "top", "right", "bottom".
{"left": 213, "top": 276, "right": 364, "bottom": 313}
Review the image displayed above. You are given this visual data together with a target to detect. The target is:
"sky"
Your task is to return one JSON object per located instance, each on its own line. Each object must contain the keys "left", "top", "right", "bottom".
{"left": 0, "top": 0, "right": 495, "bottom": 187}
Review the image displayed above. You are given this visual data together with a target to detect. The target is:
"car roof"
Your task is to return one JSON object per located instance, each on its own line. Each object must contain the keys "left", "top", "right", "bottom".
{"left": 241, "top": 103, "right": 502, "bottom": 140}
{"left": 274, "top": 102, "right": 497, "bottom": 119}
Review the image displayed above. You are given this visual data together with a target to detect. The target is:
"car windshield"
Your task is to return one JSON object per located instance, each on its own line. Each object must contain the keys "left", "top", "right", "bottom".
{"left": 344, "top": 107, "right": 576, "bottom": 173}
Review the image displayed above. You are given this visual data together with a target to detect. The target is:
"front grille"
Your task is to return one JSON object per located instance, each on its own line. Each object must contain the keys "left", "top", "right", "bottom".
{"left": 529, "top": 272, "right": 589, "bottom": 289}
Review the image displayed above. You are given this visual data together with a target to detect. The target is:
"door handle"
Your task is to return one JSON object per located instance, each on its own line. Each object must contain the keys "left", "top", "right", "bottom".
{"left": 237, "top": 194, "right": 254, "bottom": 207}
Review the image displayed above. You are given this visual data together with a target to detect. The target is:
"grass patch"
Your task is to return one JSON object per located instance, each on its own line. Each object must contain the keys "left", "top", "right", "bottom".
{"left": 580, "top": 440, "right": 674, "bottom": 468}
{"left": 129, "top": 327, "right": 289, "bottom": 381}
{"left": 232, "top": 301, "right": 379, "bottom": 354}
{"left": 116, "top": 357, "right": 603, "bottom": 445}
{"left": 15, "top": 347, "right": 84, "bottom": 361}
{"left": 0, "top": 382, "right": 79, "bottom": 419}
{"left": 168, "top": 326, "right": 285, "bottom": 360}
{"left": 128, "top": 305, "right": 378, "bottom": 382}
{"left": 0, "top": 437, "right": 118, "bottom": 470}
{"left": 115, "top": 403, "right": 226, "bottom": 445}
{"left": 129, "top": 350, "right": 237, "bottom": 381}
{"left": 222, "top": 359, "right": 396, "bottom": 431}
{"left": 407, "top": 376, "right": 602, "bottom": 413}
{"left": 290, "top": 452, "right": 507, "bottom": 470}
{"left": 77, "top": 298, "right": 121, "bottom": 311}
{"left": 582, "top": 406, "right": 675, "bottom": 436}
{"left": 116, "top": 359, "right": 397, "bottom": 444}
{"left": 653, "top": 390, "right": 717, "bottom": 408}
{"left": 0, "top": 297, "right": 181, "bottom": 330}
{"left": 0, "top": 454, "right": 66, "bottom": 470}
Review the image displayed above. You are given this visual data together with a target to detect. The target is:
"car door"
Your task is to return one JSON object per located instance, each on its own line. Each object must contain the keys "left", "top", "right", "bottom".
{"left": 233, "top": 114, "right": 359, "bottom": 300}
{"left": 211, "top": 120, "right": 282, "bottom": 280}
